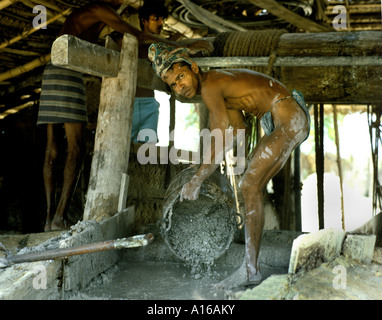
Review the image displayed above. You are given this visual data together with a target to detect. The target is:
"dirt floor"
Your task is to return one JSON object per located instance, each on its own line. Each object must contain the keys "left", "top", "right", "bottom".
{"left": 67, "top": 245, "right": 382, "bottom": 301}
{"left": 67, "top": 260, "right": 230, "bottom": 300}
{"left": 1, "top": 230, "right": 381, "bottom": 300}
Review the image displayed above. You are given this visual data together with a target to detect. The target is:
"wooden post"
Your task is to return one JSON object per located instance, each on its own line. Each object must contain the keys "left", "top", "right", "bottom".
{"left": 314, "top": 104, "right": 325, "bottom": 230}
{"left": 165, "top": 95, "right": 177, "bottom": 188}
{"left": 333, "top": 105, "right": 345, "bottom": 230}
{"left": 294, "top": 146, "right": 302, "bottom": 231}
{"left": 83, "top": 33, "right": 138, "bottom": 221}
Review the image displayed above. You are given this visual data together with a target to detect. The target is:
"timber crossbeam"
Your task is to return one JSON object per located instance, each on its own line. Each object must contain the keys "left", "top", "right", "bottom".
{"left": 51, "top": 32, "right": 382, "bottom": 104}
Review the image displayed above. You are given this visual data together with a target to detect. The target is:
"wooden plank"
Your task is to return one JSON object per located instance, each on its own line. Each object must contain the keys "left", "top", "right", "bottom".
{"left": 51, "top": 32, "right": 382, "bottom": 104}
{"left": 276, "top": 31, "right": 382, "bottom": 56}
{"left": 193, "top": 56, "right": 382, "bottom": 67}
{"left": 51, "top": 34, "right": 169, "bottom": 91}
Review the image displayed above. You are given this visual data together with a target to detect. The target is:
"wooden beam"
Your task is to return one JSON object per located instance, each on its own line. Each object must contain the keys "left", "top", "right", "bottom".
{"left": 248, "top": 0, "right": 331, "bottom": 32}
{"left": 51, "top": 34, "right": 120, "bottom": 78}
{"left": 51, "top": 34, "right": 168, "bottom": 90}
{"left": 193, "top": 56, "right": 382, "bottom": 67}
{"left": 51, "top": 32, "right": 382, "bottom": 104}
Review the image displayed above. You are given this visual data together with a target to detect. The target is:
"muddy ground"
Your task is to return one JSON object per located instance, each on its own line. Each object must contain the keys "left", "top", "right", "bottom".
{"left": 68, "top": 243, "right": 382, "bottom": 300}
{"left": 1, "top": 230, "right": 381, "bottom": 300}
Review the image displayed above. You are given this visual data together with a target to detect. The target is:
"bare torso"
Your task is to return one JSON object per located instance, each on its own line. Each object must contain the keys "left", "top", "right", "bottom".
{"left": 59, "top": 5, "right": 109, "bottom": 42}
{"left": 58, "top": 2, "right": 141, "bottom": 43}
{"left": 201, "top": 69, "right": 291, "bottom": 119}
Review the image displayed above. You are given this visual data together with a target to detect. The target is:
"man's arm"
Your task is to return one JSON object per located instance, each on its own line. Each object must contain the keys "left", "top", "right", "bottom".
{"left": 92, "top": 4, "right": 213, "bottom": 52}
{"left": 180, "top": 85, "right": 230, "bottom": 201}
{"left": 90, "top": 4, "right": 141, "bottom": 37}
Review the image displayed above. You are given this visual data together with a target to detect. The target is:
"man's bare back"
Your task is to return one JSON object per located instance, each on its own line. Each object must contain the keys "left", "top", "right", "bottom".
{"left": 58, "top": 2, "right": 141, "bottom": 43}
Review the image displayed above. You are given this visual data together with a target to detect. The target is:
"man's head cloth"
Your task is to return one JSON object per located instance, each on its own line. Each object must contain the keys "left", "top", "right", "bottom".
{"left": 148, "top": 42, "right": 195, "bottom": 79}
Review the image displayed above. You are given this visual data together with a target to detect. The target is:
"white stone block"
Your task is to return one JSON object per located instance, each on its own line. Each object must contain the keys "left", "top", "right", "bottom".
{"left": 342, "top": 234, "right": 376, "bottom": 264}
{"left": 288, "top": 228, "right": 346, "bottom": 274}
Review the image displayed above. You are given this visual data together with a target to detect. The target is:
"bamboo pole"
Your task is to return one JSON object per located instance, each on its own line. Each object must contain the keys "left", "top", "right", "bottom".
{"left": 0, "top": 7, "right": 71, "bottom": 51}
{"left": 333, "top": 105, "right": 345, "bottom": 230}
{"left": 0, "top": 0, "right": 18, "bottom": 11}
{"left": 0, "top": 53, "right": 50, "bottom": 82}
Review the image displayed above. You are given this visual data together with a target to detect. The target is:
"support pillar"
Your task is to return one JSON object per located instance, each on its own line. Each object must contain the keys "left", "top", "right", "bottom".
{"left": 84, "top": 33, "right": 138, "bottom": 221}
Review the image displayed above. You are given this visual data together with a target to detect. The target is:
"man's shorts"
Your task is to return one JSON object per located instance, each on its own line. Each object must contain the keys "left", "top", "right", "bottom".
{"left": 260, "top": 89, "right": 310, "bottom": 142}
{"left": 37, "top": 63, "right": 87, "bottom": 125}
{"left": 131, "top": 97, "right": 160, "bottom": 143}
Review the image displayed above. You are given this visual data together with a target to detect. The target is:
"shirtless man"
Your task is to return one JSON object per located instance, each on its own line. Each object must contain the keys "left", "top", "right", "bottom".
{"left": 38, "top": 0, "right": 212, "bottom": 231}
{"left": 131, "top": 0, "right": 169, "bottom": 143}
{"left": 148, "top": 43, "right": 310, "bottom": 287}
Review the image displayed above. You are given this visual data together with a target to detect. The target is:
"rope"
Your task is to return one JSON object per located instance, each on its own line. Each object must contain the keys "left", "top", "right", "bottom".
{"left": 212, "top": 29, "right": 287, "bottom": 76}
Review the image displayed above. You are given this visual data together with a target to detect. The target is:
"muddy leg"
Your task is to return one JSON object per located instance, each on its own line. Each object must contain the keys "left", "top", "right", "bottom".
{"left": 43, "top": 124, "right": 59, "bottom": 232}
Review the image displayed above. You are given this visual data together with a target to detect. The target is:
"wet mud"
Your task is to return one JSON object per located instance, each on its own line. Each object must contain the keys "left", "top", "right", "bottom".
{"left": 68, "top": 260, "right": 232, "bottom": 300}
{"left": 160, "top": 167, "right": 238, "bottom": 278}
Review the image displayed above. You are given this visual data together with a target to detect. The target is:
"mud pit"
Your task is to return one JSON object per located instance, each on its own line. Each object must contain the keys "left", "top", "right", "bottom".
{"left": 68, "top": 260, "right": 230, "bottom": 300}
{"left": 68, "top": 234, "right": 382, "bottom": 301}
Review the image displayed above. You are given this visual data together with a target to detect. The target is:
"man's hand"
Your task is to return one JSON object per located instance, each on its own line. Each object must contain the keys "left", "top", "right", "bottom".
{"left": 179, "top": 179, "right": 201, "bottom": 201}
{"left": 185, "top": 39, "right": 213, "bottom": 54}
